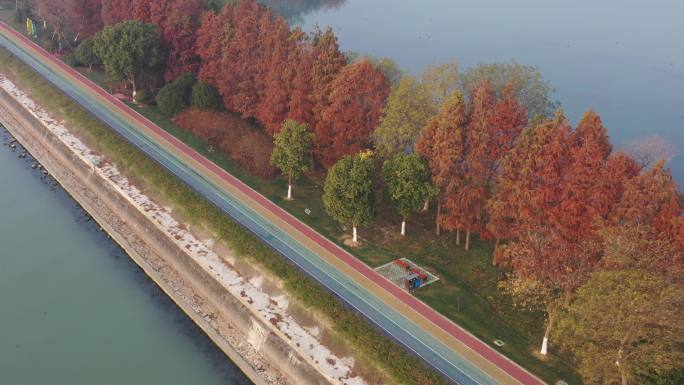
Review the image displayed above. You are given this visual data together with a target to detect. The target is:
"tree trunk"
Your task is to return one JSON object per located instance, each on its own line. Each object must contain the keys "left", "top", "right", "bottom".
{"left": 456, "top": 228, "right": 461, "bottom": 246}
{"left": 465, "top": 230, "right": 471, "bottom": 250}
{"left": 422, "top": 199, "right": 429, "bottom": 212}
{"left": 621, "top": 370, "right": 628, "bottom": 385}
{"left": 436, "top": 202, "right": 441, "bottom": 236}
{"left": 493, "top": 238, "right": 500, "bottom": 265}
{"left": 131, "top": 77, "right": 137, "bottom": 98}
{"left": 286, "top": 176, "right": 292, "bottom": 200}
{"left": 352, "top": 225, "right": 358, "bottom": 243}
{"left": 401, "top": 219, "right": 406, "bottom": 236}
{"left": 540, "top": 316, "right": 553, "bottom": 356}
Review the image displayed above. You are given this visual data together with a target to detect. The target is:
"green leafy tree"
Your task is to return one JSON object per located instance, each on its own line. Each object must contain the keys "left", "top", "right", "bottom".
{"left": 421, "top": 61, "right": 460, "bottom": 107}
{"left": 382, "top": 153, "right": 436, "bottom": 235}
{"left": 74, "top": 37, "right": 100, "bottom": 70}
{"left": 461, "top": 61, "right": 558, "bottom": 119}
{"left": 270, "top": 120, "right": 313, "bottom": 200}
{"left": 323, "top": 151, "right": 376, "bottom": 243}
{"left": 92, "top": 20, "right": 162, "bottom": 97}
{"left": 554, "top": 270, "right": 684, "bottom": 385}
{"left": 191, "top": 81, "right": 223, "bottom": 111}
{"left": 373, "top": 75, "right": 437, "bottom": 157}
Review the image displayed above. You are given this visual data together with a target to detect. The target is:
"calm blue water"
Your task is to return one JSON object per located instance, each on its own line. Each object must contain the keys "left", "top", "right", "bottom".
{"left": 0, "top": 127, "right": 251, "bottom": 384}
{"left": 288, "top": 0, "right": 684, "bottom": 183}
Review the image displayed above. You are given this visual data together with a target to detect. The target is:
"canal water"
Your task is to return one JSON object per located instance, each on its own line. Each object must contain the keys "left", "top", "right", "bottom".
{"left": 285, "top": 0, "right": 684, "bottom": 183}
{"left": 0, "top": 127, "right": 251, "bottom": 384}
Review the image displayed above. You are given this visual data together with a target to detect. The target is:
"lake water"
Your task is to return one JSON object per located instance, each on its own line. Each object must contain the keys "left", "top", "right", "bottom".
{"left": 0, "top": 127, "right": 251, "bottom": 384}
{"left": 281, "top": 0, "right": 684, "bottom": 183}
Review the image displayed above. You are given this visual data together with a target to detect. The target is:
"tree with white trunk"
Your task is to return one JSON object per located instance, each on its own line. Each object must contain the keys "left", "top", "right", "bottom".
{"left": 499, "top": 274, "right": 561, "bottom": 357}
{"left": 92, "top": 20, "right": 162, "bottom": 97}
{"left": 270, "top": 119, "right": 313, "bottom": 200}
{"left": 381, "top": 153, "right": 436, "bottom": 236}
{"left": 323, "top": 151, "right": 376, "bottom": 244}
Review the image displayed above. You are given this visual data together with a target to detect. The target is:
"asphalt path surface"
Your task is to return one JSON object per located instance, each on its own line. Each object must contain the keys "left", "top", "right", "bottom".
{"left": 0, "top": 22, "right": 547, "bottom": 385}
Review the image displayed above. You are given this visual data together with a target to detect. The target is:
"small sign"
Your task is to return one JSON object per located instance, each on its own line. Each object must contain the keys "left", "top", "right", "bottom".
{"left": 304, "top": 208, "right": 311, "bottom": 215}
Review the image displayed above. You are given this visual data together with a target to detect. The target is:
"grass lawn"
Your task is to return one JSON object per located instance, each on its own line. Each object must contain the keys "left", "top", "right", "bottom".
{"left": 0, "top": 5, "right": 580, "bottom": 381}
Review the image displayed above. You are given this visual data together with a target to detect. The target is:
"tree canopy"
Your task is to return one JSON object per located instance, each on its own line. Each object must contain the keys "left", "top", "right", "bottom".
{"left": 555, "top": 270, "right": 683, "bottom": 385}
{"left": 92, "top": 20, "right": 162, "bottom": 93}
{"left": 323, "top": 152, "right": 376, "bottom": 243}
{"left": 373, "top": 75, "right": 437, "bottom": 157}
{"left": 382, "top": 153, "right": 436, "bottom": 235}
{"left": 270, "top": 120, "right": 313, "bottom": 199}
{"left": 461, "top": 61, "right": 558, "bottom": 119}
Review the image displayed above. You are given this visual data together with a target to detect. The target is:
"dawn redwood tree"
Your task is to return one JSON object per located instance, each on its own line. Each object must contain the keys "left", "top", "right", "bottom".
{"left": 550, "top": 110, "right": 614, "bottom": 255}
{"left": 154, "top": 0, "right": 206, "bottom": 81}
{"left": 323, "top": 152, "right": 375, "bottom": 244}
{"left": 416, "top": 91, "right": 468, "bottom": 236}
{"left": 310, "top": 26, "right": 347, "bottom": 130}
{"left": 92, "top": 20, "right": 162, "bottom": 97}
{"left": 382, "top": 153, "right": 436, "bottom": 236}
{"left": 316, "top": 60, "right": 390, "bottom": 167}
{"left": 611, "top": 160, "right": 683, "bottom": 245}
{"left": 220, "top": 0, "right": 267, "bottom": 117}
{"left": 195, "top": 4, "right": 233, "bottom": 88}
{"left": 372, "top": 75, "right": 437, "bottom": 157}
{"left": 270, "top": 120, "right": 313, "bottom": 200}
{"left": 285, "top": 29, "right": 315, "bottom": 127}
{"left": 487, "top": 83, "right": 528, "bottom": 176}
{"left": 554, "top": 270, "right": 683, "bottom": 385}
{"left": 101, "top": 0, "right": 132, "bottom": 25}
{"left": 256, "top": 16, "right": 293, "bottom": 135}
{"left": 488, "top": 113, "right": 576, "bottom": 355}
{"left": 454, "top": 81, "right": 497, "bottom": 250}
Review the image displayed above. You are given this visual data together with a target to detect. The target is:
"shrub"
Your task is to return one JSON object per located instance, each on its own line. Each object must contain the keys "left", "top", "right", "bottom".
{"left": 134, "top": 89, "right": 152, "bottom": 104}
{"left": 62, "top": 53, "right": 80, "bottom": 67}
{"left": 173, "top": 72, "right": 197, "bottom": 103}
{"left": 176, "top": 108, "right": 255, "bottom": 145}
{"left": 74, "top": 38, "right": 100, "bottom": 70}
{"left": 191, "top": 81, "right": 222, "bottom": 111}
{"left": 223, "top": 131, "right": 277, "bottom": 178}
{"left": 156, "top": 83, "right": 185, "bottom": 117}
{"left": 156, "top": 73, "right": 197, "bottom": 117}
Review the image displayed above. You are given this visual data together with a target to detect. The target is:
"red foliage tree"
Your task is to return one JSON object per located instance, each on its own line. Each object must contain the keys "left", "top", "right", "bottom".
{"left": 71, "top": 0, "right": 103, "bottom": 39}
{"left": 550, "top": 110, "right": 613, "bottom": 250}
{"left": 101, "top": 0, "right": 132, "bottom": 25}
{"left": 286, "top": 29, "right": 315, "bottom": 127}
{"left": 37, "top": 0, "right": 102, "bottom": 48}
{"left": 310, "top": 27, "right": 347, "bottom": 131}
{"left": 124, "top": 0, "right": 205, "bottom": 82}
{"left": 255, "top": 16, "right": 293, "bottom": 135}
{"left": 316, "top": 60, "right": 390, "bottom": 167}
{"left": 611, "top": 160, "right": 682, "bottom": 244}
{"left": 219, "top": 0, "right": 267, "bottom": 117}
{"left": 196, "top": 6, "right": 233, "bottom": 87}
{"left": 416, "top": 92, "right": 468, "bottom": 235}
